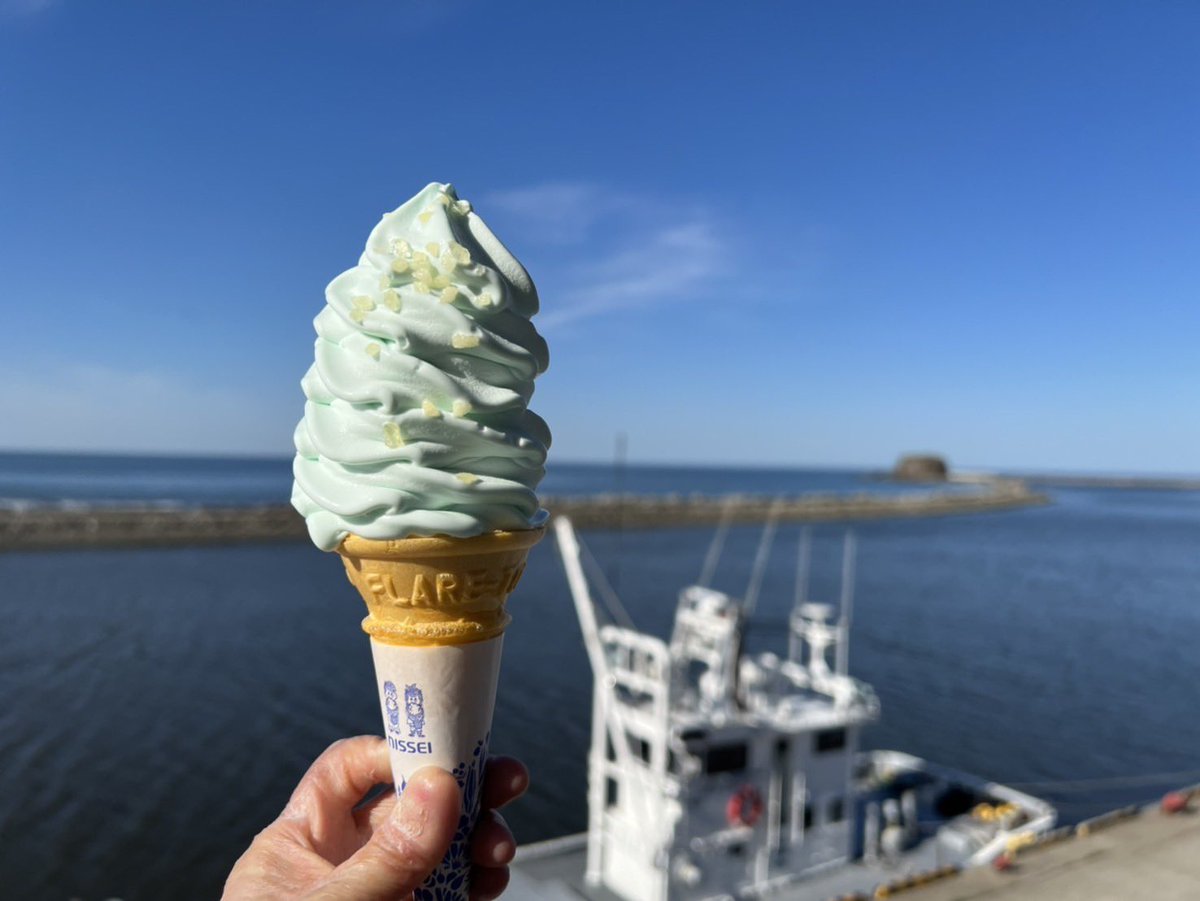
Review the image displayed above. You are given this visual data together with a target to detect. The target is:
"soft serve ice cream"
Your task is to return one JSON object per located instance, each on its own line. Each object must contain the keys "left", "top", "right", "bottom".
{"left": 292, "top": 182, "right": 550, "bottom": 550}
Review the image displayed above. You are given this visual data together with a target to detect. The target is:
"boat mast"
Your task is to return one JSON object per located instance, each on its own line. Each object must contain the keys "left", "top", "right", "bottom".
{"left": 790, "top": 526, "right": 813, "bottom": 662}
{"left": 836, "top": 531, "right": 856, "bottom": 676}
{"left": 697, "top": 497, "right": 735, "bottom": 587}
{"left": 742, "top": 498, "right": 784, "bottom": 618}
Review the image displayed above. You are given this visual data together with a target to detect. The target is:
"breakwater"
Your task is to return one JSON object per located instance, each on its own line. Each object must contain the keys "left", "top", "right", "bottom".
{"left": 1020, "top": 474, "right": 1200, "bottom": 490}
{"left": 0, "top": 481, "right": 1045, "bottom": 551}
{"left": 547, "top": 479, "right": 1044, "bottom": 528}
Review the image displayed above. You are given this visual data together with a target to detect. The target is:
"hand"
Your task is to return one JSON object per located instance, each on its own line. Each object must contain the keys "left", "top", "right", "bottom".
{"left": 223, "top": 736, "right": 527, "bottom": 901}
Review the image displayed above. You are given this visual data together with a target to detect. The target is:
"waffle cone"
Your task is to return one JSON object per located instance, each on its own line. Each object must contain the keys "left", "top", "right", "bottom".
{"left": 338, "top": 527, "right": 544, "bottom": 646}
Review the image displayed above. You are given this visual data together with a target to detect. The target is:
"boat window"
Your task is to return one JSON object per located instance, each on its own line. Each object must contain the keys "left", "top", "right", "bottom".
{"left": 827, "top": 797, "right": 844, "bottom": 823}
{"left": 605, "top": 777, "right": 619, "bottom": 809}
{"left": 605, "top": 735, "right": 615, "bottom": 762}
{"left": 814, "top": 728, "right": 846, "bottom": 754}
{"left": 628, "top": 733, "right": 651, "bottom": 764}
{"left": 775, "top": 738, "right": 791, "bottom": 828}
{"left": 803, "top": 801, "right": 814, "bottom": 830}
{"left": 704, "top": 743, "right": 748, "bottom": 774}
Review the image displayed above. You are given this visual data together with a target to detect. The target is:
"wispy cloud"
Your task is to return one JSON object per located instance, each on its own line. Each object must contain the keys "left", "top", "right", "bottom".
{"left": 539, "top": 221, "right": 721, "bottom": 329}
{"left": 483, "top": 182, "right": 658, "bottom": 245}
{"left": 484, "top": 181, "right": 725, "bottom": 330}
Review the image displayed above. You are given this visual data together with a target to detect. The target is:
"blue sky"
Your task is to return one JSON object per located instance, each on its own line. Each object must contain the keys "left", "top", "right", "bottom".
{"left": 1, "top": 1, "right": 1197, "bottom": 473}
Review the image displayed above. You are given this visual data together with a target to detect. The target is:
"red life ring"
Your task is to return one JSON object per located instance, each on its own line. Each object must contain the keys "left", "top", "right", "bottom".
{"left": 726, "top": 785, "right": 764, "bottom": 827}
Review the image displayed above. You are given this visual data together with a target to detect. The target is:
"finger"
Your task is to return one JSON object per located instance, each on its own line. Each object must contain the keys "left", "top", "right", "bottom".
{"left": 306, "top": 767, "right": 460, "bottom": 901}
{"left": 481, "top": 756, "right": 529, "bottom": 811}
{"left": 284, "top": 736, "right": 392, "bottom": 821}
{"left": 470, "top": 810, "right": 515, "bottom": 867}
{"left": 469, "top": 864, "right": 510, "bottom": 901}
{"left": 352, "top": 788, "right": 398, "bottom": 837}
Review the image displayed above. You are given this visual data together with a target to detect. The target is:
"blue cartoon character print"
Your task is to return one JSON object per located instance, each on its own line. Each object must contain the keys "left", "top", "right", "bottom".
{"left": 405, "top": 683, "right": 426, "bottom": 738}
{"left": 383, "top": 681, "right": 401, "bottom": 734}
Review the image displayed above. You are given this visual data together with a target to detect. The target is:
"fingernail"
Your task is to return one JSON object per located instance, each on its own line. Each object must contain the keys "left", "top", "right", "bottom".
{"left": 491, "top": 811, "right": 516, "bottom": 864}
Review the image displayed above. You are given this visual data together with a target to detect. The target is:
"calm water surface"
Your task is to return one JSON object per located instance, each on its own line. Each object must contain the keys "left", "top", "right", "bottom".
{"left": 0, "top": 452, "right": 911, "bottom": 507}
{"left": 0, "top": 458, "right": 1197, "bottom": 899}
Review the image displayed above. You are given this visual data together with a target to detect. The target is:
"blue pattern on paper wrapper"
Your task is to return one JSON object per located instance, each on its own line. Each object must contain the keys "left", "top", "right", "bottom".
{"left": 405, "top": 683, "right": 426, "bottom": 738}
{"left": 413, "top": 734, "right": 489, "bottom": 901}
{"left": 383, "top": 681, "right": 401, "bottom": 734}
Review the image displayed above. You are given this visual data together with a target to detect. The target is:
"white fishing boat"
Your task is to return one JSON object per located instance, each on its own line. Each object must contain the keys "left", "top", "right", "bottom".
{"left": 508, "top": 515, "right": 1056, "bottom": 901}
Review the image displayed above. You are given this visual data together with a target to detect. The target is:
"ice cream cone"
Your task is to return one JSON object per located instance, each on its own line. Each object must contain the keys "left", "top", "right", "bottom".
{"left": 338, "top": 527, "right": 544, "bottom": 900}
{"left": 339, "top": 528, "right": 544, "bottom": 646}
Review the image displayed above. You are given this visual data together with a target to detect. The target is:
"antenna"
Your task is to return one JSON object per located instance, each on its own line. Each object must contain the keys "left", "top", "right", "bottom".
{"left": 611, "top": 432, "right": 628, "bottom": 590}
{"left": 743, "top": 499, "right": 784, "bottom": 618}
{"left": 836, "top": 531, "right": 856, "bottom": 675}
{"left": 697, "top": 497, "right": 735, "bottom": 587}
{"left": 793, "top": 526, "right": 813, "bottom": 611}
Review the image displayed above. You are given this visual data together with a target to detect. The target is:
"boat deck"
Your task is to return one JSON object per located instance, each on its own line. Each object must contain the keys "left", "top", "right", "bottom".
{"left": 510, "top": 799, "right": 1200, "bottom": 900}
{"left": 511, "top": 830, "right": 954, "bottom": 901}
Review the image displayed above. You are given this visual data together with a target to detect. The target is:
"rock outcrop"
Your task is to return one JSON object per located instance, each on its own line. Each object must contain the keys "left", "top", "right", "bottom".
{"left": 893, "top": 454, "right": 949, "bottom": 482}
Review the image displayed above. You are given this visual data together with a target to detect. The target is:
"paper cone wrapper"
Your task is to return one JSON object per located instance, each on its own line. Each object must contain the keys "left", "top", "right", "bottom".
{"left": 338, "top": 528, "right": 544, "bottom": 901}
{"left": 370, "top": 637, "right": 501, "bottom": 900}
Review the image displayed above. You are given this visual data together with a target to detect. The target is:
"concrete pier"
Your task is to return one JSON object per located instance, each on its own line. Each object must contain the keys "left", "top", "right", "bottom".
{"left": 908, "top": 797, "right": 1200, "bottom": 900}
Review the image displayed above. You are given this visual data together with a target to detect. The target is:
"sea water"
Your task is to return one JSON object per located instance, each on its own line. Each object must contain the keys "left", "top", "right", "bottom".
{"left": 0, "top": 453, "right": 1197, "bottom": 899}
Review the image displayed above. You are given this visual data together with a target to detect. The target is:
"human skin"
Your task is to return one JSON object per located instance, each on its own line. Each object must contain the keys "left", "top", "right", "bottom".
{"left": 223, "top": 736, "right": 526, "bottom": 900}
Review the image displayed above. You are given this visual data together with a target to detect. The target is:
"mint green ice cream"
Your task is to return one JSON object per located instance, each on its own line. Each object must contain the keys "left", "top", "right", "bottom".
{"left": 292, "top": 183, "right": 550, "bottom": 551}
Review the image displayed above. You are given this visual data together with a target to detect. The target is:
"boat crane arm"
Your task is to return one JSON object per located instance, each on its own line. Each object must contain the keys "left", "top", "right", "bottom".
{"left": 554, "top": 516, "right": 668, "bottom": 851}
{"left": 554, "top": 516, "right": 607, "bottom": 675}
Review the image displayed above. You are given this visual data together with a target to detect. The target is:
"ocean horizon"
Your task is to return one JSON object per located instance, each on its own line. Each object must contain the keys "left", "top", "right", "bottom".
{"left": 0, "top": 450, "right": 896, "bottom": 510}
{"left": 1, "top": 449, "right": 1196, "bottom": 512}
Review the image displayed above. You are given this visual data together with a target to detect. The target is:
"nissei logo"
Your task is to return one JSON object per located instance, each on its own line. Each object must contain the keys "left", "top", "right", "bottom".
{"left": 388, "top": 737, "right": 434, "bottom": 754}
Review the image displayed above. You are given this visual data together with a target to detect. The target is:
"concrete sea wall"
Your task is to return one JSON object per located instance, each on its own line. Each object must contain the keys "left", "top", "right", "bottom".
{"left": 0, "top": 480, "right": 1046, "bottom": 552}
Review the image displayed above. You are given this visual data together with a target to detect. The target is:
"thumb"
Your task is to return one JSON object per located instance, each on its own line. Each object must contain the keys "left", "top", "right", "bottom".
{"left": 307, "top": 767, "right": 461, "bottom": 901}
